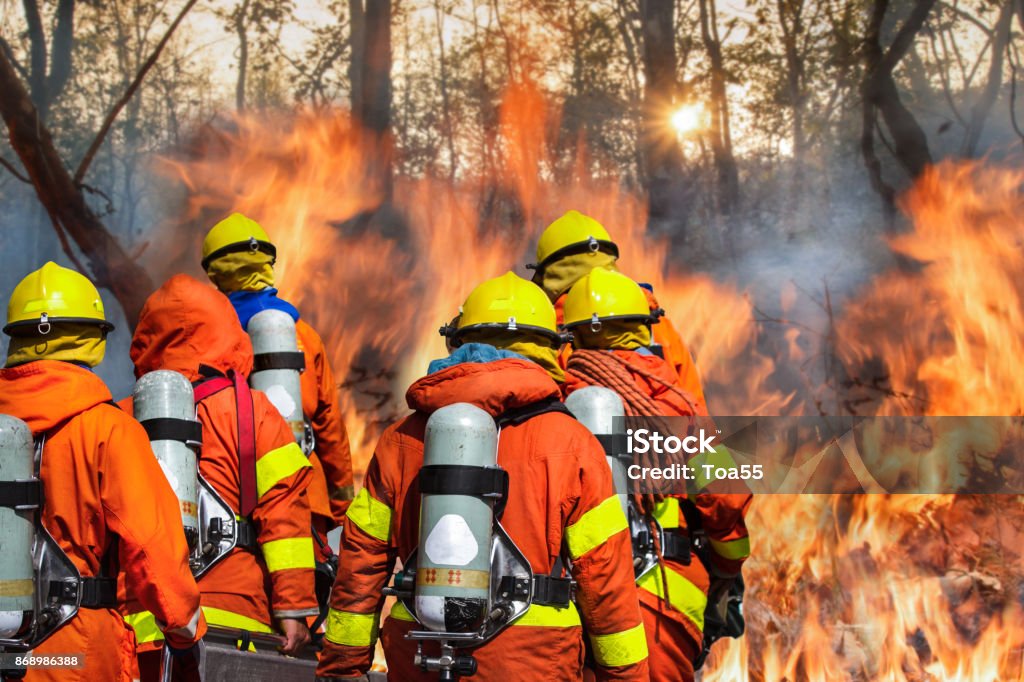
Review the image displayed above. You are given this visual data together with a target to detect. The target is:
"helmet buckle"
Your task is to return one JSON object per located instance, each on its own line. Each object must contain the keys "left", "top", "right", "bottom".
{"left": 37, "top": 313, "right": 51, "bottom": 336}
{"left": 589, "top": 314, "right": 602, "bottom": 333}
{"left": 587, "top": 236, "right": 599, "bottom": 253}
{"left": 247, "top": 236, "right": 259, "bottom": 252}
{"left": 507, "top": 316, "right": 518, "bottom": 331}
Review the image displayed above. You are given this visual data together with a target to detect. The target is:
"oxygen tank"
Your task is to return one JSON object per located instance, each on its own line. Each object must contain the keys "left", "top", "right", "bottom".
{"left": 248, "top": 309, "right": 306, "bottom": 446}
{"left": 0, "top": 415, "right": 34, "bottom": 639}
{"left": 565, "top": 387, "right": 629, "bottom": 516}
{"left": 133, "top": 371, "right": 201, "bottom": 551}
{"left": 415, "top": 403, "right": 498, "bottom": 633}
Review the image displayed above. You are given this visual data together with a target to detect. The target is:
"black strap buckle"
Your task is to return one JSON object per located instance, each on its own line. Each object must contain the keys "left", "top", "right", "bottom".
{"left": 661, "top": 529, "right": 692, "bottom": 565}
{"left": 235, "top": 517, "right": 258, "bottom": 550}
{"left": 0, "top": 480, "right": 42, "bottom": 509}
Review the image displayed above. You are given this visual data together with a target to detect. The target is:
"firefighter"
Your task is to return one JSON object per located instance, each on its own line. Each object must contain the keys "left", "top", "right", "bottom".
{"left": 202, "top": 212, "right": 355, "bottom": 553}
{"left": 562, "top": 267, "right": 752, "bottom": 682}
{"left": 0, "top": 263, "right": 205, "bottom": 682}
{"left": 121, "top": 274, "right": 317, "bottom": 678}
{"left": 315, "top": 272, "right": 649, "bottom": 681}
{"left": 529, "top": 209, "right": 707, "bottom": 411}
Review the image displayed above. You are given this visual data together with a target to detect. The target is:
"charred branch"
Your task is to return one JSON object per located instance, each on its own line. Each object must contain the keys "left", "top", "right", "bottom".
{"left": 0, "top": 47, "right": 153, "bottom": 325}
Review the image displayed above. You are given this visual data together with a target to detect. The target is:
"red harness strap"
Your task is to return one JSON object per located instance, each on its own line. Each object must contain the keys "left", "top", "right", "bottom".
{"left": 193, "top": 370, "right": 259, "bottom": 517}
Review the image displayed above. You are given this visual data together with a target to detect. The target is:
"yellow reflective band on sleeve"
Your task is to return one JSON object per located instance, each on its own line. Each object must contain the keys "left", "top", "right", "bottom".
{"left": 388, "top": 601, "right": 416, "bottom": 622}
{"left": 652, "top": 498, "right": 680, "bottom": 529}
{"left": 262, "top": 537, "right": 316, "bottom": 572}
{"left": 710, "top": 536, "right": 751, "bottom": 561}
{"left": 256, "top": 442, "right": 311, "bottom": 498}
{"left": 325, "top": 608, "right": 379, "bottom": 647}
{"left": 637, "top": 565, "right": 707, "bottom": 631}
{"left": 201, "top": 606, "right": 274, "bottom": 633}
{"left": 513, "top": 601, "right": 582, "bottom": 628}
{"left": 565, "top": 495, "right": 628, "bottom": 560}
{"left": 125, "top": 611, "right": 164, "bottom": 644}
{"left": 346, "top": 488, "right": 393, "bottom": 542}
{"left": 589, "top": 622, "right": 648, "bottom": 668}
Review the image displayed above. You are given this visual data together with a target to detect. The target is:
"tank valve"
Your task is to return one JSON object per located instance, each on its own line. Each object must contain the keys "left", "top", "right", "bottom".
{"left": 414, "top": 641, "right": 477, "bottom": 680}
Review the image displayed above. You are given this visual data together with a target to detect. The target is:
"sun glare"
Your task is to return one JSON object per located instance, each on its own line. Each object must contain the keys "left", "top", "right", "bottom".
{"left": 671, "top": 103, "right": 704, "bottom": 135}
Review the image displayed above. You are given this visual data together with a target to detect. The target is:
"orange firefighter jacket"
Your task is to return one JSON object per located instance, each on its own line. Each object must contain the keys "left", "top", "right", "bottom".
{"left": 564, "top": 349, "right": 751, "bottom": 682}
{"left": 296, "top": 319, "right": 355, "bottom": 526}
{"left": 123, "top": 275, "right": 317, "bottom": 648}
{"left": 317, "top": 358, "right": 649, "bottom": 681}
{"left": 555, "top": 289, "right": 707, "bottom": 411}
{"left": 0, "top": 360, "right": 205, "bottom": 682}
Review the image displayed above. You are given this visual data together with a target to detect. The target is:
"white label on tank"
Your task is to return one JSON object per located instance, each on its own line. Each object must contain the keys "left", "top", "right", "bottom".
{"left": 264, "top": 385, "right": 298, "bottom": 419}
{"left": 424, "top": 514, "right": 478, "bottom": 566}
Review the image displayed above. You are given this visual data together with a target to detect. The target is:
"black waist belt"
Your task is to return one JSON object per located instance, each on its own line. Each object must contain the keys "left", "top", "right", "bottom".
{"left": 47, "top": 577, "right": 118, "bottom": 609}
{"left": 661, "top": 529, "right": 692, "bottom": 565}
{"left": 236, "top": 517, "right": 258, "bottom": 551}
{"left": 532, "top": 575, "right": 573, "bottom": 606}
{"left": 498, "top": 574, "right": 574, "bottom": 607}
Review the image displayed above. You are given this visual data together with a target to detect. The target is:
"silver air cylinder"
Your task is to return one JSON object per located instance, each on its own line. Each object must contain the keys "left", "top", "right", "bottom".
{"left": 248, "top": 309, "right": 305, "bottom": 444}
{"left": 566, "top": 387, "right": 629, "bottom": 516}
{"left": 0, "top": 415, "right": 35, "bottom": 639}
{"left": 133, "top": 371, "right": 201, "bottom": 551}
{"left": 416, "top": 403, "right": 498, "bottom": 633}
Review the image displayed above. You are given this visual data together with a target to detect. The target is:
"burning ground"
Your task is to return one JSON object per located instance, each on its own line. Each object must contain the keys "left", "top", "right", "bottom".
{"left": 142, "top": 88, "right": 1024, "bottom": 680}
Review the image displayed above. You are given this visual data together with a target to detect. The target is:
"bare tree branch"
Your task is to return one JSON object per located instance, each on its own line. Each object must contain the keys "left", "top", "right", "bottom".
{"left": 0, "top": 155, "right": 32, "bottom": 183}
{"left": 0, "top": 44, "right": 153, "bottom": 325}
{"left": 73, "top": 0, "right": 200, "bottom": 184}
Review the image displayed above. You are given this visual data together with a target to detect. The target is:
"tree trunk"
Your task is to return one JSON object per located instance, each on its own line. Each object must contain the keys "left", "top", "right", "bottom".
{"left": 235, "top": 0, "right": 251, "bottom": 112}
{"left": 0, "top": 48, "right": 153, "bottom": 325}
{"left": 961, "top": 0, "right": 1014, "bottom": 156}
{"left": 349, "top": 0, "right": 393, "bottom": 198}
{"left": 638, "top": 0, "right": 689, "bottom": 235}
{"left": 860, "top": 0, "right": 935, "bottom": 212}
{"left": 698, "top": 0, "right": 740, "bottom": 213}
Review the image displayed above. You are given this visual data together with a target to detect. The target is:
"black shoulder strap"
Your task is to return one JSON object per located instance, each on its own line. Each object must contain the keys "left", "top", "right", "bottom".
{"left": 495, "top": 397, "right": 574, "bottom": 428}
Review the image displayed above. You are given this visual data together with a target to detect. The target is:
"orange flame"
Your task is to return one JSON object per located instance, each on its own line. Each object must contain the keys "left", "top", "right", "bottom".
{"left": 149, "top": 85, "right": 1024, "bottom": 679}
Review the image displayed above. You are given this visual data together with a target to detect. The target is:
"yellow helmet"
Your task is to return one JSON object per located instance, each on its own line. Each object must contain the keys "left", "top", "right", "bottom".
{"left": 201, "top": 212, "right": 276, "bottom": 269}
{"left": 440, "top": 272, "right": 563, "bottom": 347}
{"left": 4, "top": 262, "right": 114, "bottom": 336}
{"left": 530, "top": 210, "right": 619, "bottom": 272}
{"left": 563, "top": 267, "right": 655, "bottom": 331}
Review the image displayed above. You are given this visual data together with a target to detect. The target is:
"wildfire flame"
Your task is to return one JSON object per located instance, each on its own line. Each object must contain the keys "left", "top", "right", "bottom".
{"left": 146, "top": 83, "right": 1024, "bottom": 680}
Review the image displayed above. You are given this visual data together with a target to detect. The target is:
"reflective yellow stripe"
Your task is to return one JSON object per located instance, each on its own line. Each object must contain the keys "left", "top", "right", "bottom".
{"left": 589, "top": 623, "right": 648, "bottom": 668}
{"left": 202, "top": 606, "right": 274, "bottom": 633}
{"left": 565, "top": 495, "right": 628, "bottom": 559}
{"left": 514, "top": 601, "right": 582, "bottom": 628}
{"left": 389, "top": 600, "right": 581, "bottom": 627}
{"left": 346, "top": 488, "right": 393, "bottom": 542}
{"left": 256, "top": 442, "right": 311, "bottom": 498}
{"left": 325, "top": 608, "right": 379, "bottom": 647}
{"left": 389, "top": 601, "right": 415, "bottom": 622}
{"left": 125, "top": 611, "right": 164, "bottom": 644}
{"left": 637, "top": 564, "right": 707, "bottom": 631}
{"left": 652, "top": 498, "right": 680, "bottom": 529}
{"left": 710, "top": 536, "right": 751, "bottom": 561}
{"left": 262, "top": 537, "right": 316, "bottom": 572}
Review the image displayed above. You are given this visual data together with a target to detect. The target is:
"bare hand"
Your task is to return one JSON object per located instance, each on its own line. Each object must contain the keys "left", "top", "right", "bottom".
{"left": 277, "top": 618, "right": 311, "bottom": 656}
